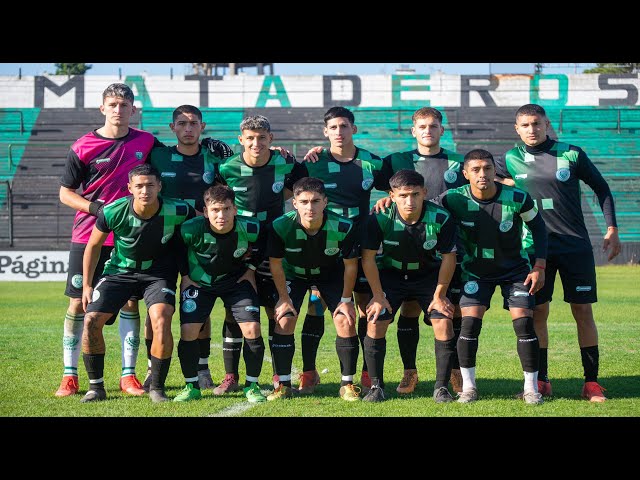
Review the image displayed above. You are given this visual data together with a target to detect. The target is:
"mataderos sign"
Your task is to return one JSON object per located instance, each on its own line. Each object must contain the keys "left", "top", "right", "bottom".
{"left": 0, "top": 251, "right": 69, "bottom": 281}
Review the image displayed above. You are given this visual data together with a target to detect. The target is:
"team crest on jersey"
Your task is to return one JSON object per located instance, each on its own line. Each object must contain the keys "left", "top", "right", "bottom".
{"left": 556, "top": 168, "right": 570, "bottom": 182}
{"left": 324, "top": 247, "right": 340, "bottom": 256}
{"left": 234, "top": 248, "right": 247, "bottom": 258}
{"left": 499, "top": 221, "right": 513, "bottom": 233}
{"left": 135, "top": 151, "right": 143, "bottom": 160}
{"left": 202, "top": 171, "right": 214, "bottom": 184}
{"left": 444, "top": 170, "right": 457, "bottom": 183}
{"left": 272, "top": 181, "right": 284, "bottom": 193}
{"left": 464, "top": 281, "right": 479, "bottom": 295}
{"left": 71, "top": 274, "right": 83, "bottom": 289}
{"left": 361, "top": 178, "right": 373, "bottom": 190}
{"left": 161, "top": 233, "right": 174, "bottom": 244}
{"left": 182, "top": 299, "right": 197, "bottom": 313}
{"left": 423, "top": 239, "right": 438, "bottom": 250}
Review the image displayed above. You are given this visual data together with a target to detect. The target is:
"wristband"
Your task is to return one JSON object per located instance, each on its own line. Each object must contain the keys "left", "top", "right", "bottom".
{"left": 533, "top": 264, "right": 545, "bottom": 270}
{"left": 88, "top": 201, "right": 104, "bottom": 216}
{"left": 340, "top": 296, "right": 353, "bottom": 303}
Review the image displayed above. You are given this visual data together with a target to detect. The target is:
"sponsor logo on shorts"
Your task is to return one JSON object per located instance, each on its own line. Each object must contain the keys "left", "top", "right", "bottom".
{"left": 556, "top": 168, "right": 570, "bottom": 182}
{"left": 513, "top": 290, "right": 530, "bottom": 297}
{"left": 499, "top": 220, "right": 513, "bottom": 233}
{"left": 423, "top": 239, "right": 437, "bottom": 250}
{"left": 161, "top": 172, "right": 176, "bottom": 177}
{"left": 361, "top": 178, "right": 373, "bottom": 190}
{"left": 464, "top": 281, "right": 479, "bottom": 295}
{"left": 576, "top": 286, "right": 592, "bottom": 292}
{"left": 383, "top": 240, "right": 399, "bottom": 246}
{"left": 450, "top": 288, "right": 461, "bottom": 294}
{"left": 182, "top": 299, "right": 196, "bottom": 313}
{"left": 72, "top": 274, "right": 83, "bottom": 288}
{"left": 324, "top": 247, "right": 340, "bottom": 256}
{"left": 202, "top": 171, "right": 214, "bottom": 184}
{"left": 233, "top": 248, "right": 247, "bottom": 258}
{"left": 272, "top": 181, "right": 284, "bottom": 193}
{"left": 182, "top": 288, "right": 198, "bottom": 299}
{"left": 245, "top": 306, "right": 260, "bottom": 312}
{"left": 444, "top": 170, "right": 457, "bottom": 183}
{"left": 461, "top": 221, "right": 475, "bottom": 227}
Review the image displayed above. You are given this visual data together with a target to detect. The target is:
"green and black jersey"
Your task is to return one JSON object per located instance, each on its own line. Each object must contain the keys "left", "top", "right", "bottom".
{"left": 496, "top": 137, "right": 617, "bottom": 253}
{"left": 268, "top": 210, "right": 359, "bottom": 280}
{"left": 180, "top": 215, "right": 260, "bottom": 286}
{"left": 304, "top": 147, "right": 386, "bottom": 227}
{"left": 437, "top": 183, "right": 547, "bottom": 281}
{"left": 148, "top": 144, "right": 222, "bottom": 212}
{"left": 379, "top": 148, "right": 467, "bottom": 199}
{"left": 362, "top": 200, "right": 455, "bottom": 276}
{"left": 96, "top": 196, "right": 196, "bottom": 275}
{"left": 216, "top": 150, "right": 308, "bottom": 224}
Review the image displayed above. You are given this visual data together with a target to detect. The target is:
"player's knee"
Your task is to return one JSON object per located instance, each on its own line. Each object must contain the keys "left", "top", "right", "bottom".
{"left": 460, "top": 316, "right": 482, "bottom": 339}
{"left": 512, "top": 316, "right": 536, "bottom": 338}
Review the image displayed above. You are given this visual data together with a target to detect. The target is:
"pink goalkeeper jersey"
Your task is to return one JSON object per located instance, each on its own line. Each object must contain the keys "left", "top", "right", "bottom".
{"left": 60, "top": 127, "right": 156, "bottom": 246}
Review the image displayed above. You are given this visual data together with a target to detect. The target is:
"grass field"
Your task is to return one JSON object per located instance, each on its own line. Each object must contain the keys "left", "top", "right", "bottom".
{"left": 1, "top": 265, "right": 639, "bottom": 418}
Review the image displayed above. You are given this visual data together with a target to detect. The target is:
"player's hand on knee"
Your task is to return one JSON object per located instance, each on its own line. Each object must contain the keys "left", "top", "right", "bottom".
{"left": 82, "top": 287, "right": 93, "bottom": 312}
{"left": 428, "top": 295, "right": 453, "bottom": 318}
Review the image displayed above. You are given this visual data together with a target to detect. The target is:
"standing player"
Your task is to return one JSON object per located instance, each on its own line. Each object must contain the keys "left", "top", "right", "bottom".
{"left": 438, "top": 149, "right": 548, "bottom": 404}
{"left": 496, "top": 103, "right": 621, "bottom": 401}
{"left": 176, "top": 185, "right": 266, "bottom": 403}
{"left": 213, "top": 115, "right": 308, "bottom": 395}
{"left": 268, "top": 177, "right": 360, "bottom": 401}
{"left": 56, "top": 83, "right": 154, "bottom": 398}
{"left": 374, "top": 106, "right": 467, "bottom": 395}
{"left": 144, "top": 105, "right": 233, "bottom": 392}
{"left": 362, "top": 169, "right": 457, "bottom": 403}
{"left": 81, "top": 164, "right": 195, "bottom": 402}
{"left": 302, "top": 106, "right": 387, "bottom": 393}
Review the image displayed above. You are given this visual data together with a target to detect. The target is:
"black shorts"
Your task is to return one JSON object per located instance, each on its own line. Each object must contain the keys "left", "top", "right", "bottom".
{"left": 64, "top": 242, "right": 113, "bottom": 298}
{"left": 377, "top": 269, "right": 448, "bottom": 323}
{"left": 534, "top": 251, "right": 597, "bottom": 305}
{"left": 256, "top": 271, "right": 277, "bottom": 308}
{"left": 447, "top": 265, "right": 463, "bottom": 305}
{"left": 180, "top": 276, "right": 260, "bottom": 325}
{"left": 86, "top": 271, "right": 178, "bottom": 315}
{"left": 353, "top": 258, "right": 373, "bottom": 295}
{"left": 284, "top": 276, "right": 344, "bottom": 315}
{"left": 460, "top": 269, "right": 534, "bottom": 311}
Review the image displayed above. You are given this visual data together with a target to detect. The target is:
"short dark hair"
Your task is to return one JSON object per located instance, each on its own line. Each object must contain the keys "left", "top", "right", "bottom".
{"left": 128, "top": 164, "right": 160, "bottom": 182}
{"left": 389, "top": 169, "right": 425, "bottom": 190}
{"left": 412, "top": 107, "right": 443, "bottom": 124}
{"left": 173, "top": 105, "right": 202, "bottom": 122}
{"left": 240, "top": 115, "right": 271, "bottom": 132}
{"left": 515, "top": 103, "right": 547, "bottom": 120}
{"left": 463, "top": 149, "right": 495, "bottom": 168}
{"left": 203, "top": 184, "right": 235, "bottom": 205}
{"left": 102, "top": 83, "right": 134, "bottom": 103}
{"left": 293, "top": 177, "right": 326, "bottom": 197}
{"left": 324, "top": 106, "right": 355, "bottom": 125}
